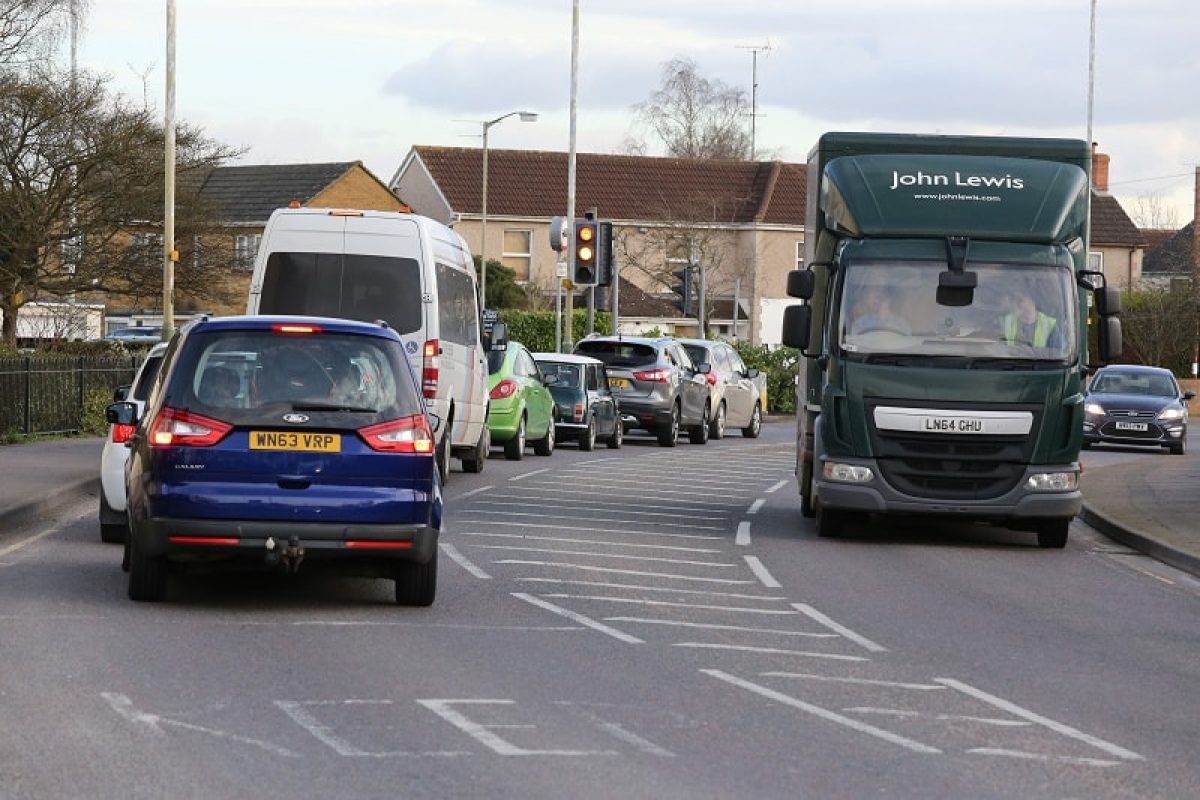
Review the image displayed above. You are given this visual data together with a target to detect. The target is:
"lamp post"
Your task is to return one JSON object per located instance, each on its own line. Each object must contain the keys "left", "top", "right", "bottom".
{"left": 479, "top": 110, "right": 537, "bottom": 310}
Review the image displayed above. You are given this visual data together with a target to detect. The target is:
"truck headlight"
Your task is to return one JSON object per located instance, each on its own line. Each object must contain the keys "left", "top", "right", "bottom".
{"left": 1026, "top": 471, "right": 1078, "bottom": 492}
{"left": 823, "top": 462, "right": 874, "bottom": 483}
{"left": 1084, "top": 402, "right": 1106, "bottom": 416}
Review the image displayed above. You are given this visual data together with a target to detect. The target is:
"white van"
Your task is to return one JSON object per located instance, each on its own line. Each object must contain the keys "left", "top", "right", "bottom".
{"left": 246, "top": 207, "right": 490, "bottom": 480}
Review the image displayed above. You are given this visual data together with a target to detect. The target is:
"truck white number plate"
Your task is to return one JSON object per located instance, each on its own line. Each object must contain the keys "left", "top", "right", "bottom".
{"left": 922, "top": 416, "right": 985, "bottom": 434}
{"left": 1114, "top": 421, "right": 1148, "bottom": 431}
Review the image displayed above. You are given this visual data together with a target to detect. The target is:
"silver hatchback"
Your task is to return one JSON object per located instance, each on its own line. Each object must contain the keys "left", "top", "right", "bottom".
{"left": 574, "top": 336, "right": 710, "bottom": 447}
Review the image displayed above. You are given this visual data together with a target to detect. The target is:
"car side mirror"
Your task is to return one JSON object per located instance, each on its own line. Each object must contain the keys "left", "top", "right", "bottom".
{"left": 113, "top": 384, "right": 131, "bottom": 402}
{"left": 106, "top": 401, "right": 138, "bottom": 426}
{"left": 1184, "top": 390, "right": 1196, "bottom": 402}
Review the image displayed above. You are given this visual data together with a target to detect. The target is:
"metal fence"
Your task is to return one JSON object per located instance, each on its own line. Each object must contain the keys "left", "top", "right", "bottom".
{"left": 0, "top": 354, "right": 143, "bottom": 437}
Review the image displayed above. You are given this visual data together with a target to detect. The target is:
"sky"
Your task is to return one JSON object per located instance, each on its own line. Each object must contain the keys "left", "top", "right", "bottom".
{"left": 76, "top": 0, "right": 1199, "bottom": 227}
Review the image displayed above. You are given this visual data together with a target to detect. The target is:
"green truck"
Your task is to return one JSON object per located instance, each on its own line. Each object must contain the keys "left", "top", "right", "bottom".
{"left": 781, "top": 132, "right": 1122, "bottom": 547}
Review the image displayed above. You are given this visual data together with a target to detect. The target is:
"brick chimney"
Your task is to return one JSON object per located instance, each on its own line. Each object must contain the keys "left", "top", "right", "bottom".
{"left": 1091, "top": 142, "right": 1110, "bottom": 192}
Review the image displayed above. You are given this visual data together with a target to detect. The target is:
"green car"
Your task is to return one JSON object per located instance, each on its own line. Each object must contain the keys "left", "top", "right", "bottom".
{"left": 487, "top": 341, "right": 556, "bottom": 460}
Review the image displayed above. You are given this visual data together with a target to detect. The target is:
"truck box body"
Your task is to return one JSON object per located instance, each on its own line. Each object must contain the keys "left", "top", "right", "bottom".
{"left": 787, "top": 133, "right": 1117, "bottom": 546}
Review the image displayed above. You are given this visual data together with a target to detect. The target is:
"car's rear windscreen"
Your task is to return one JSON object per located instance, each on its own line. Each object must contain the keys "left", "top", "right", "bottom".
{"left": 574, "top": 341, "right": 657, "bottom": 368}
{"left": 259, "top": 253, "right": 423, "bottom": 335}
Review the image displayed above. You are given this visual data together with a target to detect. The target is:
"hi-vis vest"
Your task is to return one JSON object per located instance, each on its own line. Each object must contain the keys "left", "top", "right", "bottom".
{"left": 1003, "top": 312, "right": 1057, "bottom": 347}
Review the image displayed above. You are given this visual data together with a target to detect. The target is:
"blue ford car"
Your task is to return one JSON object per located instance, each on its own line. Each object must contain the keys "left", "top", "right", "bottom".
{"left": 108, "top": 315, "right": 442, "bottom": 605}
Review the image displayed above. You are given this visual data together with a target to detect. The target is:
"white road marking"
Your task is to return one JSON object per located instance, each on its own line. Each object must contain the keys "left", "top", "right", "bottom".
{"left": 936, "top": 678, "right": 1144, "bottom": 761}
{"left": 555, "top": 702, "right": 675, "bottom": 757}
{"left": 765, "top": 480, "right": 788, "bottom": 494}
{"left": 700, "top": 670, "right": 941, "bottom": 754}
{"left": 679, "top": 644, "right": 868, "bottom": 661}
{"left": 519, "top": 578, "right": 787, "bottom": 601}
{"left": 743, "top": 555, "right": 781, "bottom": 588}
{"left": 607, "top": 618, "right": 838, "bottom": 638}
{"left": 102, "top": 692, "right": 298, "bottom": 757}
{"left": 440, "top": 542, "right": 491, "bottom": 579}
{"left": 470, "top": 544, "right": 735, "bottom": 568}
{"left": 483, "top": 488, "right": 740, "bottom": 512}
{"left": 966, "top": 748, "right": 1122, "bottom": 767}
{"left": 556, "top": 469, "right": 762, "bottom": 488}
{"left": 462, "top": 520, "right": 721, "bottom": 541}
{"left": 291, "top": 621, "right": 579, "bottom": 631}
{"left": 761, "top": 673, "right": 945, "bottom": 691}
{"left": 844, "top": 708, "right": 1031, "bottom": 727}
{"left": 747, "top": 498, "right": 765, "bottom": 515}
{"left": 496, "top": 560, "right": 754, "bottom": 584}
{"left": 459, "top": 531, "right": 722, "bottom": 554}
{"left": 510, "top": 468, "right": 550, "bottom": 482}
{"left": 735, "top": 521, "right": 751, "bottom": 546}
{"left": 467, "top": 499, "right": 721, "bottom": 522}
{"left": 417, "top": 699, "right": 617, "bottom": 756}
{"left": 511, "top": 593, "right": 643, "bottom": 644}
{"left": 454, "top": 485, "right": 493, "bottom": 500}
{"left": 538, "top": 594, "right": 799, "bottom": 615}
{"left": 459, "top": 509, "right": 724, "bottom": 530}
{"left": 792, "top": 603, "right": 888, "bottom": 653}
{"left": 275, "top": 700, "right": 468, "bottom": 757}
{"left": 0, "top": 526, "right": 61, "bottom": 560}
{"left": 548, "top": 477, "right": 745, "bottom": 500}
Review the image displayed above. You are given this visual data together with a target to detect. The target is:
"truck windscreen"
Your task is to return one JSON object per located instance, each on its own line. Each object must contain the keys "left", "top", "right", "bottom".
{"left": 837, "top": 260, "right": 1076, "bottom": 362}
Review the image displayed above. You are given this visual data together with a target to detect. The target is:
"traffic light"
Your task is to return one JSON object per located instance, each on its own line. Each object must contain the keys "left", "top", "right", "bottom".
{"left": 670, "top": 266, "right": 693, "bottom": 315}
{"left": 573, "top": 219, "right": 598, "bottom": 285}
{"left": 595, "top": 221, "right": 613, "bottom": 287}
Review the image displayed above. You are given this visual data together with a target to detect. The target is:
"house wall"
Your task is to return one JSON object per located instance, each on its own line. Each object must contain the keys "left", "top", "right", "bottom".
{"left": 1094, "top": 244, "right": 1142, "bottom": 291}
{"left": 309, "top": 167, "right": 408, "bottom": 212}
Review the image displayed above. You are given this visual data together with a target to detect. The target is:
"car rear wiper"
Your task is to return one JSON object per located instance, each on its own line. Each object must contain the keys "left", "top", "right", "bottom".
{"left": 290, "top": 402, "right": 378, "bottom": 413}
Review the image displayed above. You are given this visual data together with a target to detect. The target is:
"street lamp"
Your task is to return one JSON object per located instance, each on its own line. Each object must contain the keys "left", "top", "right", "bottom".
{"left": 480, "top": 110, "right": 537, "bottom": 310}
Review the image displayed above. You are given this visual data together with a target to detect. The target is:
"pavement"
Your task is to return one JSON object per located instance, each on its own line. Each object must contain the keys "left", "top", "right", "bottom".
{"left": 0, "top": 434, "right": 1196, "bottom": 577}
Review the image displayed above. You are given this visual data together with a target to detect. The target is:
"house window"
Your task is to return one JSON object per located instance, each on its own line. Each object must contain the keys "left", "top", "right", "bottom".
{"left": 796, "top": 237, "right": 806, "bottom": 269}
{"left": 502, "top": 229, "right": 532, "bottom": 282}
{"left": 1088, "top": 252, "right": 1103, "bottom": 273}
{"left": 235, "top": 234, "right": 262, "bottom": 272}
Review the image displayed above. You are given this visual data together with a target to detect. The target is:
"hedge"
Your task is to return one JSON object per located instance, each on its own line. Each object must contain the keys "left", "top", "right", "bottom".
{"left": 495, "top": 310, "right": 612, "bottom": 354}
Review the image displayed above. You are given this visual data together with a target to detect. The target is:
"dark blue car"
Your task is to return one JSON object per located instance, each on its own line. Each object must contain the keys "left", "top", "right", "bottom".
{"left": 109, "top": 315, "right": 441, "bottom": 605}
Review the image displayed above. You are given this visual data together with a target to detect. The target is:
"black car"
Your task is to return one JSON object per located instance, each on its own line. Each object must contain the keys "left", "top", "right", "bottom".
{"left": 533, "top": 352, "right": 623, "bottom": 450}
{"left": 1083, "top": 365, "right": 1193, "bottom": 455}
{"left": 573, "top": 336, "right": 710, "bottom": 447}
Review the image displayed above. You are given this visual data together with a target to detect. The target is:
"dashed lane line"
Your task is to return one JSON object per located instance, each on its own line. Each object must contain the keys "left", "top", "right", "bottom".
{"left": 747, "top": 499, "right": 765, "bottom": 515}
{"left": 765, "top": 480, "right": 789, "bottom": 494}
{"left": 743, "top": 555, "right": 781, "bottom": 588}
{"left": 735, "top": 521, "right": 751, "bottom": 546}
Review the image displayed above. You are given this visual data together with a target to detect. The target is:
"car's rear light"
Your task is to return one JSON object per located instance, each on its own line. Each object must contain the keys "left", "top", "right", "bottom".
{"left": 149, "top": 407, "right": 232, "bottom": 448}
{"left": 358, "top": 414, "right": 435, "bottom": 454}
{"left": 272, "top": 323, "right": 322, "bottom": 335}
{"left": 633, "top": 368, "right": 670, "bottom": 383}
{"left": 345, "top": 540, "right": 414, "bottom": 550}
{"left": 704, "top": 372, "right": 718, "bottom": 386}
{"left": 112, "top": 423, "right": 137, "bottom": 444}
{"left": 422, "top": 339, "right": 439, "bottom": 399}
{"left": 574, "top": 403, "right": 585, "bottom": 422}
{"left": 490, "top": 379, "right": 518, "bottom": 399}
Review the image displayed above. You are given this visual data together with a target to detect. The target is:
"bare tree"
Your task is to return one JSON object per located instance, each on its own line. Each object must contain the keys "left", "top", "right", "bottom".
{"left": 1120, "top": 287, "right": 1199, "bottom": 375}
{"left": 632, "top": 58, "right": 751, "bottom": 161}
{"left": 1128, "top": 191, "right": 1181, "bottom": 230}
{"left": 0, "top": 0, "right": 76, "bottom": 65}
{"left": 0, "top": 65, "right": 240, "bottom": 346}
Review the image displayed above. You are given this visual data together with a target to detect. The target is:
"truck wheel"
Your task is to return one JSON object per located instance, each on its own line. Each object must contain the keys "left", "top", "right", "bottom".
{"left": 689, "top": 403, "right": 710, "bottom": 444}
{"left": 815, "top": 499, "right": 844, "bottom": 538}
{"left": 799, "top": 461, "right": 815, "bottom": 519}
{"left": 1036, "top": 519, "right": 1069, "bottom": 549}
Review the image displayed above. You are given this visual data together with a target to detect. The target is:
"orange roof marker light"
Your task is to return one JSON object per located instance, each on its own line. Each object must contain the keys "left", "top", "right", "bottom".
{"left": 288, "top": 200, "right": 301, "bottom": 208}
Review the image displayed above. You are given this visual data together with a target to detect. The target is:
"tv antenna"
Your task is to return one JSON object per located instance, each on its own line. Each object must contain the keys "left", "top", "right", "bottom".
{"left": 736, "top": 42, "right": 772, "bottom": 159}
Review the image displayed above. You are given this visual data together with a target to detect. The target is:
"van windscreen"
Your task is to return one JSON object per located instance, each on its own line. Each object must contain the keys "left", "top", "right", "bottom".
{"left": 259, "top": 252, "right": 423, "bottom": 335}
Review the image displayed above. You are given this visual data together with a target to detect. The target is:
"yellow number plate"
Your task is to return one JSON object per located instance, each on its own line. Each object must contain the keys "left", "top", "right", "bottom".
{"left": 608, "top": 378, "right": 632, "bottom": 390}
{"left": 249, "top": 431, "right": 341, "bottom": 452}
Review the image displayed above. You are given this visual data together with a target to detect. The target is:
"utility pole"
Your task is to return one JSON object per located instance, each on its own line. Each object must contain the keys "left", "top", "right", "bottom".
{"left": 563, "top": 0, "right": 580, "bottom": 352}
{"left": 162, "top": 0, "right": 177, "bottom": 340}
{"left": 736, "top": 42, "right": 770, "bottom": 159}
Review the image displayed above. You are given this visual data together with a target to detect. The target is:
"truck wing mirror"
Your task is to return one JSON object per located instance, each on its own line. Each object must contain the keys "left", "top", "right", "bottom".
{"left": 1098, "top": 317, "right": 1122, "bottom": 362}
{"left": 1095, "top": 286, "right": 1121, "bottom": 317}
{"left": 787, "top": 270, "right": 815, "bottom": 300}
{"left": 781, "top": 305, "right": 812, "bottom": 351}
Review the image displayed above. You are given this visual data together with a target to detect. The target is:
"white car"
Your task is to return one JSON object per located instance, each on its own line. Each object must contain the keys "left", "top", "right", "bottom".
{"left": 99, "top": 342, "right": 168, "bottom": 543}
